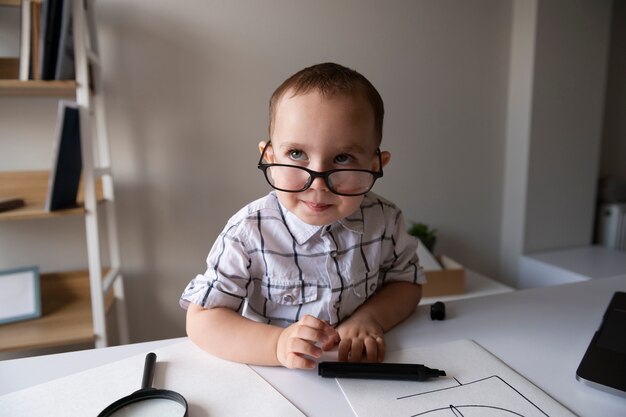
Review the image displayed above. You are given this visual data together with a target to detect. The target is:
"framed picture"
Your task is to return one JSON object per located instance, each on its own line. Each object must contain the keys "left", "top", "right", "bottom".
{"left": 0, "top": 266, "right": 41, "bottom": 325}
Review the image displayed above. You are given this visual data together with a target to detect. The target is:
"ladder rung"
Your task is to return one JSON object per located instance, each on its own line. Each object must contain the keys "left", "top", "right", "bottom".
{"left": 103, "top": 267, "right": 121, "bottom": 293}
{"left": 87, "top": 50, "right": 101, "bottom": 68}
{"left": 94, "top": 167, "right": 112, "bottom": 178}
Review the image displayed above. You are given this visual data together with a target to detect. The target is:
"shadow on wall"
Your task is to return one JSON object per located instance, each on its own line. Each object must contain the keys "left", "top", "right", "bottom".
{"left": 97, "top": 4, "right": 267, "bottom": 342}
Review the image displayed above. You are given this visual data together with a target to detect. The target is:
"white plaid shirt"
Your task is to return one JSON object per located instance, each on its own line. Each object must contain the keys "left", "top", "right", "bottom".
{"left": 180, "top": 191, "right": 425, "bottom": 327}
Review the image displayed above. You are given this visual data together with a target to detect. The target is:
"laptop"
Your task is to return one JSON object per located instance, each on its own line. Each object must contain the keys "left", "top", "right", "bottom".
{"left": 576, "top": 291, "right": 626, "bottom": 397}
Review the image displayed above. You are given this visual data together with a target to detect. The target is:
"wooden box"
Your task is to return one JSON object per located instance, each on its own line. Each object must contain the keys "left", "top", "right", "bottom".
{"left": 422, "top": 255, "right": 465, "bottom": 297}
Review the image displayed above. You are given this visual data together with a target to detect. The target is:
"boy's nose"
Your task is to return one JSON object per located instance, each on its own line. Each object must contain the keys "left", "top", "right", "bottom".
{"left": 309, "top": 175, "right": 329, "bottom": 191}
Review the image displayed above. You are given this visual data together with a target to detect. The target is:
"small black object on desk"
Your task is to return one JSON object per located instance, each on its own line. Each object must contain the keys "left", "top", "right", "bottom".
{"left": 431, "top": 301, "right": 446, "bottom": 320}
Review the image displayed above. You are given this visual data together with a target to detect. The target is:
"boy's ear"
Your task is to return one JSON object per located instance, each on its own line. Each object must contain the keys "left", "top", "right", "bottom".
{"left": 258, "top": 141, "right": 274, "bottom": 163}
{"left": 379, "top": 150, "right": 391, "bottom": 169}
{"left": 258, "top": 141, "right": 267, "bottom": 155}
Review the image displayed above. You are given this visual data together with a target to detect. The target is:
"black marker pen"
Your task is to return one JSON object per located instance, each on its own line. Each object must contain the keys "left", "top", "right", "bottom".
{"left": 318, "top": 362, "right": 446, "bottom": 381}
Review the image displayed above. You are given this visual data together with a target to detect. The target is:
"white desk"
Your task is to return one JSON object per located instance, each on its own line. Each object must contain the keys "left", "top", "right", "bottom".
{"left": 1, "top": 275, "right": 625, "bottom": 417}
{"left": 519, "top": 245, "right": 626, "bottom": 288}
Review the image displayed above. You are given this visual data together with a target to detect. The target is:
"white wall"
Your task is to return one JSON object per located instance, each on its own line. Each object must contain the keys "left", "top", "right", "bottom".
{"left": 96, "top": 0, "right": 512, "bottom": 342}
{"left": 523, "top": 0, "right": 612, "bottom": 254}
{"left": 499, "top": 0, "right": 537, "bottom": 285}
{"left": 0, "top": 6, "right": 20, "bottom": 57}
{"left": 499, "top": 0, "right": 613, "bottom": 287}
{"left": 0, "top": 0, "right": 616, "bottom": 343}
{"left": 601, "top": 0, "right": 626, "bottom": 183}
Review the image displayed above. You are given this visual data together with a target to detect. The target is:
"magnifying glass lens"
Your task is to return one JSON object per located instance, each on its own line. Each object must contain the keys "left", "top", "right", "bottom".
{"left": 106, "top": 398, "right": 186, "bottom": 417}
{"left": 99, "top": 353, "right": 188, "bottom": 417}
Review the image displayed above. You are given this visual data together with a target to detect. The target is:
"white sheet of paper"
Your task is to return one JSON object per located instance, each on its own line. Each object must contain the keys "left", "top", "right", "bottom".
{"left": 0, "top": 340, "right": 304, "bottom": 417}
{"left": 335, "top": 339, "right": 576, "bottom": 417}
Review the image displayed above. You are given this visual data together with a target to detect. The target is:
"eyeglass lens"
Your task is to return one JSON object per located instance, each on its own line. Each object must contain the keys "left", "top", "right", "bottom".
{"left": 264, "top": 165, "right": 374, "bottom": 195}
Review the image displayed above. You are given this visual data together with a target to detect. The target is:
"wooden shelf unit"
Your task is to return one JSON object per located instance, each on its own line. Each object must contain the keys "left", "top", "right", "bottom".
{"left": 0, "top": 0, "right": 128, "bottom": 352}
{"left": 0, "top": 270, "right": 114, "bottom": 352}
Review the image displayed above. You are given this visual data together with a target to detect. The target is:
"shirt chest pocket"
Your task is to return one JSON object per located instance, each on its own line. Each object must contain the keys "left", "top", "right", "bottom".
{"left": 260, "top": 278, "right": 318, "bottom": 305}
{"left": 348, "top": 265, "right": 380, "bottom": 299}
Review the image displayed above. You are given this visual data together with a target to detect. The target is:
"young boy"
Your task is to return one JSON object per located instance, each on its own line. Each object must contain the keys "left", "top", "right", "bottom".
{"left": 180, "top": 62, "right": 425, "bottom": 370}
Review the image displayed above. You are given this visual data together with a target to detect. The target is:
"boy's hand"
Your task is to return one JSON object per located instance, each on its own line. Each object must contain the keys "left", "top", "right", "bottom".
{"left": 276, "top": 315, "right": 339, "bottom": 369}
{"left": 336, "top": 314, "right": 385, "bottom": 363}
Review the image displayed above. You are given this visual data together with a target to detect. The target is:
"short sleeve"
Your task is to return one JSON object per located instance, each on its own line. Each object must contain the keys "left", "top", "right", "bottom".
{"left": 381, "top": 209, "right": 426, "bottom": 285}
{"left": 179, "top": 221, "right": 252, "bottom": 311}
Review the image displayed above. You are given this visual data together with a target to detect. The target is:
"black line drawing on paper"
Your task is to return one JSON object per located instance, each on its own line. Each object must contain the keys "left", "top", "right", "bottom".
{"left": 397, "top": 375, "right": 550, "bottom": 417}
{"left": 415, "top": 405, "right": 526, "bottom": 417}
{"left": 335, "top": 341, "right": 574, "bottom": 417}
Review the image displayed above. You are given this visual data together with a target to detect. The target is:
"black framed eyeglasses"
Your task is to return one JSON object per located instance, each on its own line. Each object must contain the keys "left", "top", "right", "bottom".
{"left": 257, "top": 141, "right": 383, "bottom": 196}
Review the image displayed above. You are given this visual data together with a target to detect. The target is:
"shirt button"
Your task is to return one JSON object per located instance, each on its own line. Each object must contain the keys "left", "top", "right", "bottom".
{"left": 330, "top": 250, "right": 338, "bottom": 258}
{"left": 283, "top": 294, "right": 294, "bottom": 303}
{"left": 333, "top": 301, "right": 340, "bottom": 309}
{"left": 369, "top": 283, "right": 377, "bottom": 291}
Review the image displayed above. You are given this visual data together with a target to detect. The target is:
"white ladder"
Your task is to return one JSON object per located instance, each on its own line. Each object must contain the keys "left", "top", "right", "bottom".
{"left": 72, "top": 0, "right": 129, "bottom": 348}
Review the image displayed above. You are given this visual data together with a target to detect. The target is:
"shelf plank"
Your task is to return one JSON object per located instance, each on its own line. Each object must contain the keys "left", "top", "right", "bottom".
{"left": 0, "top": 270, "right": 115, "bottom": 352}
{"left": 0, "top": 171, "right": 104, "bottom": 221}
{"left": 0, "top": 80, "right": 77, "bottom": 97}
{"left": 0, "top": 0, "right": 21, "bottom": 6}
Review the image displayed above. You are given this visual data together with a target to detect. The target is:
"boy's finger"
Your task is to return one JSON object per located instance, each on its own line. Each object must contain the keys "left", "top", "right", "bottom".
{"left": 300, "top": 315, "right": 337, "bottom": 333}
{"left": 338, "top": 339, "right": 351, "bottom": 361}
{"left": 349, "top": 339, "right": 364, "bottom": 362}
{"left": 299, "top": 316, "right": 339, "bottom": 344}
{"left": 293, "top": 324, "right": 333, "bottom": 345}
{"left": 284, "top": 352, "right": 317, "bottom": 369}
{"left": 376, "top": 336, "right": 385, "bottom": 362}
{"left": 364, "top": 337, "right": 379, "bottom": 362}
{"left": 288, "top": 337, "right": 323, "bottom": 359}
{"left": 321, "top": 333, "right": 339, "bottom": 351}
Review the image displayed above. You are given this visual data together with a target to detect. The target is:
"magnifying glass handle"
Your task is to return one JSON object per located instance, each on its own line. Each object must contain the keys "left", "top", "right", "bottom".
{"left": 141, "top": 352, "right": 157, "bottom": 390}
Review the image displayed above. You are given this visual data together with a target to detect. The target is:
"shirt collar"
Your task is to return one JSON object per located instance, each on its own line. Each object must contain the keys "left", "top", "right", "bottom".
{"left": 338, "top": 215, "right": 365, "bottom": 235}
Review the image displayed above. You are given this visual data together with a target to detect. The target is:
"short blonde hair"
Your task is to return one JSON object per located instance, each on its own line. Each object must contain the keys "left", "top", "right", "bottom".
{"left": 269, "top": 63, "right": 384, "bottom": 144}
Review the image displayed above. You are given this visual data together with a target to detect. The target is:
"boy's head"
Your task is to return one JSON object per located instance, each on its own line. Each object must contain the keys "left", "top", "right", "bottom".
{"left": 259, "top": 63, "right": 390, "bottom": 226}
{"left": 268, "top": 62, "right": 384, "bottom": 144}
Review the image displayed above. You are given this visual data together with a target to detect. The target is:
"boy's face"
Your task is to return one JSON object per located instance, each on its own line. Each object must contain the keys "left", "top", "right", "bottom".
{"left": 260, "top": 90, "right": 390, "bottom": 226}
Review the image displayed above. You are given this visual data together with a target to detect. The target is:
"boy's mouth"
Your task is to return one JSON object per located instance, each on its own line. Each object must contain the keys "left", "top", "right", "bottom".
{"left": 303, "top": 201, "right": 332, "bottom": 212}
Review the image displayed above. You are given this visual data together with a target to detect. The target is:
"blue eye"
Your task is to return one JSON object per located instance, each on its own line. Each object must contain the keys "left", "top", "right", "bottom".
{"left": 334, "top": 154, "right": 354, "bottom": 165}
{"left": 288, "top": 149, "right": 307, "bottom": 161}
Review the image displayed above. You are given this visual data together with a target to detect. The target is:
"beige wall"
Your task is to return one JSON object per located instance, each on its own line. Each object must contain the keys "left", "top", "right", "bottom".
{"left": 523, "top": 0, "right": 612, "bottom": 254}
{"left": 98, "top": 0, "right": 512, "bottom": 342}
{"left": 0, "top": 6, "right": 20, "bottom": 57}
{"left": 601, "top": 0, "right": 626, "bottom": 183}
{"left": 0, "top": 0, "right": 618, "bottom": 343}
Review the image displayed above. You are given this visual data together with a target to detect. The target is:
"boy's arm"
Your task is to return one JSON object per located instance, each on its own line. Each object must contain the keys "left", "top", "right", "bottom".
{"left": 186, "top": 304, "right": 338, "bottom": 368}
{"left": 336, "top": 281, "right": 421, "bottom": 362}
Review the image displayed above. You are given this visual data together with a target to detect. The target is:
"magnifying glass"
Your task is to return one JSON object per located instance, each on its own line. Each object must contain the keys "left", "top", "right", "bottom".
{"left": 98, "top": 352, "right": 188, "bottom": 417}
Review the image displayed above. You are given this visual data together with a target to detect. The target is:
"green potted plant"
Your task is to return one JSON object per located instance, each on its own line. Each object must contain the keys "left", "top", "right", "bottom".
{"left": 407, "top": 222, "right": 437, "bottom": 253}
